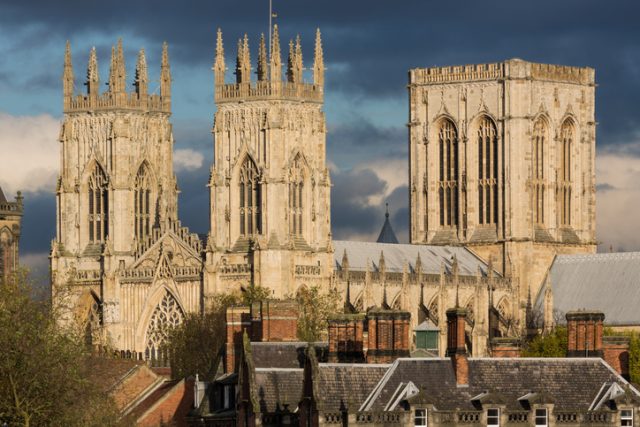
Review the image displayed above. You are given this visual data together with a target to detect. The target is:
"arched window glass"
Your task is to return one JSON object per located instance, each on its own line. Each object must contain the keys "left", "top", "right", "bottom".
{"left": 438, "top": 119, "right": 458, "bottom": 227}
{"left": 478, "top": 117, "right": 498, "bottom": 225}
{"left": 239, "top": 157, "right": 261, "bottom": 236}
{"left": 88, "top": 165, "right": 109, "bottom": 243}
{"left": 532, "top": 119, "right": 546, "bottom": 225}
{"left": 145, "top": 292, "right": 184, "bottom": 361}
{"left": 134, "top": 164, "right": 153, "bottom": 240}
{"left": 289, "top": 156, "right": 305, "bottom": 236}
{"left": 559, "top": 120, "right": 573, "bottom": 226}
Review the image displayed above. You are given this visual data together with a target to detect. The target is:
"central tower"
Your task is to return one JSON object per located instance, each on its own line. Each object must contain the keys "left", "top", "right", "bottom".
{"left": 205, "top": 26, "right": 333, "bottom": 299}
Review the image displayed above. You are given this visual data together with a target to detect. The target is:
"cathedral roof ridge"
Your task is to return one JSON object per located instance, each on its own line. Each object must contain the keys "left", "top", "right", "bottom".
{"left": 555, "top": 251, "right": 640, "bottom": 263}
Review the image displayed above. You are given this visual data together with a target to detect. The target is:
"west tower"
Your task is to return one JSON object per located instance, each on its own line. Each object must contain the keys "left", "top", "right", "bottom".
{"left": 408, "top": 59, "right": 596, "bottom": 319}
{"left": 51, "top": 41, "right": 202, "bottom": 357}
{"left": 205, "top": 27, "right": 333, "bottom": 299}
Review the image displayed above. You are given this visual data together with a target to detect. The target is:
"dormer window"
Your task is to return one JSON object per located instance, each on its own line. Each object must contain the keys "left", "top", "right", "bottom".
{"left": 487, "top": 408, "right": 500, "bottom": 427}
{"left": 621, "top": 409, "right": 634, "bottom": 427}
{"left": 414, "top": 408, "right": 427, "bottom": 427}
{"left": 535, "top": 408, "right": 548, "bottom": 427}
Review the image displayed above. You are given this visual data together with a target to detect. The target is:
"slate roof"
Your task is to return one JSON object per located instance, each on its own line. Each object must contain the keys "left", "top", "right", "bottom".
{"left": 376, "top": 210, "right": 399, "bottom": 244}
{"left": 536, "top": 252, "right": 640, "bottom": 326}
{"left": 360, "top": 358, "right": 638, "bottom": 412}
{"left": 251, "top": 342, "right": 328, "bottom": 369}
{"left": 333, "top": 240, "right": 493, "bottom": 276}
{"left": 317, "top": 364, "right": 390, "bottom": 412}
{"left": 254, "top": 368, "right": 304, "bottom": 413}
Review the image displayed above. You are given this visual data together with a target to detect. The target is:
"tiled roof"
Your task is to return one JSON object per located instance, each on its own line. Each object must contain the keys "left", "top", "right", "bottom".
{"left": 317, "top": 364, "right": 390, "bottom": 411}
{"left": 360, "top": 358, "right": 637, "bottom": 411}
{"left": 251, "top": 342, "right": 328, "bottom": 369}
{"left": 536, "top": 252, "right": 640, "bottom": 326}
{"left": 333, "top": 240, "right": 493, "bottom": 276}
{"left": 254, "top": 368, "right": 304, "bottom": 413}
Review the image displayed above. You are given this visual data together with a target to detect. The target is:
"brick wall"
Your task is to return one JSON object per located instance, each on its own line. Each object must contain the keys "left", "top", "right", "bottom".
{"left": 251, "top": 300, "right": 299, "bottom": 342}
{"left": 566, "top": 311, "right": 604, "bottom": 357}
{"left": 328, "top": 314, "right": 365, "bottom": 363}
{"left": 225, "top": 306, "right": 251, "bottom": 373}
{"left": 137, "top": 378, "right": 194, "bottom": 427}
{"left": 603, "top": 336, "right": 630, "bottom": 379}
{"left": 366, "top": 309, "right": 411, "bottom": 364}
{"left": 490, "top": 338, "right": 521, "bottom": 358}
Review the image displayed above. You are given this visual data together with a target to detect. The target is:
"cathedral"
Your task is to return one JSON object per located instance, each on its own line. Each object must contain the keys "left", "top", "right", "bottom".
{"left": 50, "top": 26, "right": 595, "bottom": 359}
{"left": 0, "top": 187, "right": 23, "bottom": 281}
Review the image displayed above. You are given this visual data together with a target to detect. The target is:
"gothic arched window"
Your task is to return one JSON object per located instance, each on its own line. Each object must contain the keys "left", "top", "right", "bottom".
{"left": 145, "top": 292, "right": 184, "bottom": 360}
{"left": 438, "top": 119, "right": 458, "bottom": 227}
{"left": 532, "top": 119, "right": 546, "bottom": 225}
{"left": 239, "top": 156, "right": 262, "bottom": 236}
{"left": 134, "top": 164, "right": 153, "bottom": 240}
{"left": 88, "top": 165, "right": 109, "bottom": 243}
{"left": 289, "top": 156, "right": 305, "bottom": 236}
{"left": 559, "top": 120, "right": 573, "bottom": 226}
{"left": 478, "top": 117, "right": 498, "bottom": 225}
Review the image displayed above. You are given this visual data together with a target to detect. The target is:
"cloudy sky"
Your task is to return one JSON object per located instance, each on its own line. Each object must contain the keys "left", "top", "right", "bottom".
{"left": 1, "top": 0, "right": 640, "bottom": 279}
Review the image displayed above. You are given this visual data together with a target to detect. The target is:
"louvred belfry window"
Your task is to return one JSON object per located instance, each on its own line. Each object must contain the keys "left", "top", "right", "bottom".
{"left": 239, "top": 156, "right": 262, "bottom": 236}
{"left": 88, "top": 165, "right": 109, "bottom": 243}
{"left": 438, "top": 119, "right": 458, "bottom": 228}
{"left": 478, "top": 117, "right": 498, "bottom": 225}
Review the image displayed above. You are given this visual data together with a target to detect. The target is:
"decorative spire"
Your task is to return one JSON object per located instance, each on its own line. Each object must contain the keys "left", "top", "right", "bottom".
{"left": 116, "top": 39, "right": 126, "bottom": 93}
{"left": 270, "top": 25, "right": 282, "bottom": 81}
{"left": 294, "top": 35, "right": 303, "bottom": 82}
{"left": 286, "top": 39, "right": 295, "bottom": 82}
{"left": 86, "top": 46, "right": 99, "bottom": 96}
{"left": 341, "top": 249, "right": 349, "bottom": 272}
{"left": 108, "top": 45, "right": 117, "bottom": 93}
{"left": 313, "top": 28, "right": 324, "bottom": 87}
{"left": 257, "top": 33, "right": 267, "bottom": 81}
{"left": 235, "top": 38, "right": 243, "bottom": 84}
{"left": 378, "top": 250, "right": 386, "bottom": 275}
{"left": 376, "top": 203, "right": 399, "bottom": 244}
{"left": 242, "top": 34, "right": 251, "bottom": 81}
{"left": 63, "top": 41, "right": 74, "bottom": 100}
{"left": 135, "top": 48, "right": 148, "bottom": 97}
{"left": 160, "top": 42, "right": 171, "bottom": 105}
{"left": 382, "top": 284, "right": 390, "bottom": 310}
{"left": 214, "top": 28, "right": 226, "bottom": 86}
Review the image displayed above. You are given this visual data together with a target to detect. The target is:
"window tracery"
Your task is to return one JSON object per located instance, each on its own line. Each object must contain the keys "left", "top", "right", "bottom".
{"left": 478, "top": 117, "right": 498, "bottom": 225}
{"left": 239, "top": 157, "right": 262, "bottom": 236}
{"left": 559, "top": 120, "right": 574, "bottom": 226}
{"left": 438, "top": 119, "right": 458, "bottom": 228}
{"left": 88, "top": 165, "right": 109, "bottom": 242}
{"left": 134, "top": 164, "right": 153, "bottom": 240}
{"left": 532, "top": 119, "right": 546, "bottom": 225}
{"left": 145, "top": 292, "right": 184, "bottom": 360}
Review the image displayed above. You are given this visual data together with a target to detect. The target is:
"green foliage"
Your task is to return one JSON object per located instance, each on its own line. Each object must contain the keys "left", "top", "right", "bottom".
{"left": 164, "top": 292, "right": 240, "bottom": 381}
{"left": 0, "top": 270, "right": 126, "bottom": 427}
{"left": 295, "top": 286, "right": 341, "bottom": 342}
{"left": 241, "top": 284, "right": 271, "bottom": 306}
{"left": 522, "top": 327, "right": 568, "bottom": 357}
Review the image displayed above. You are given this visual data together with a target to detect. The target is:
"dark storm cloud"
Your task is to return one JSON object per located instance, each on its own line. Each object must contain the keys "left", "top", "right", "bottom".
{"left": 19, "top": 191, "right": 56, "bottom": 254}
{"left": 327, "top": 118, "right": 405, "bottom": 166}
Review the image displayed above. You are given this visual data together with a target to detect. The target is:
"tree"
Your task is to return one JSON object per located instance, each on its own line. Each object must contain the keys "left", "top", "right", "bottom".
{"left": 521, "top": 327, "right": 568, "bottom": 357}
{"left": 603, "top": 328, "right": 640, "bottom": 384}
{"left": 0, "top": 270, "right": 127, "bottom": 427}
{"left": 295, "top": 285, "right": 341, "bottom": 342}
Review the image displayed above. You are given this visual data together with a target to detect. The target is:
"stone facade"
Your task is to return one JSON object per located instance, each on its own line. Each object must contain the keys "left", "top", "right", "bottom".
{"left": 0, "top": 188, "right": 23, "bottom": 281}
{"left": 408, "top": 59, "right": 597, "bottom": 312}
{"left": 50, "top": 40, "right": 203, "bottom": 356}
{"left": 204, "top": 27, "right": 333, "bottom": 301}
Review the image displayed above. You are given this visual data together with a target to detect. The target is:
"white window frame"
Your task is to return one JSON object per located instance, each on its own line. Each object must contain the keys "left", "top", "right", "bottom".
{"left": 535, "top": 408, "right": 548, "bottom": 427}
{"left": 487, "top": 408, "right": 500, "bottom": 427}
{"left": 223, "top": 384, "right": 230, "bottom": 409}
{"left": 621, "top": 408, "right": 634, "bottom": 427}
{"left": 414, "top": 408, "right": 427, "bottom": 427}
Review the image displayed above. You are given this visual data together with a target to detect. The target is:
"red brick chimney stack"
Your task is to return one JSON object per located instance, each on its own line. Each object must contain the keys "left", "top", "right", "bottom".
{"left": 446, "top": 307, "right": 469, "bottom": 386}
{"left": 566, "top": 310, "right": 604, "bottom": 357}
{"left": 366, "top": 309, "right": 411, "bottom": 364}
{"left": 225, "top": 306, "right": 251, "bottom": 373}
{"left": 327, "top": 314, "right": 366, "bottom": 363}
